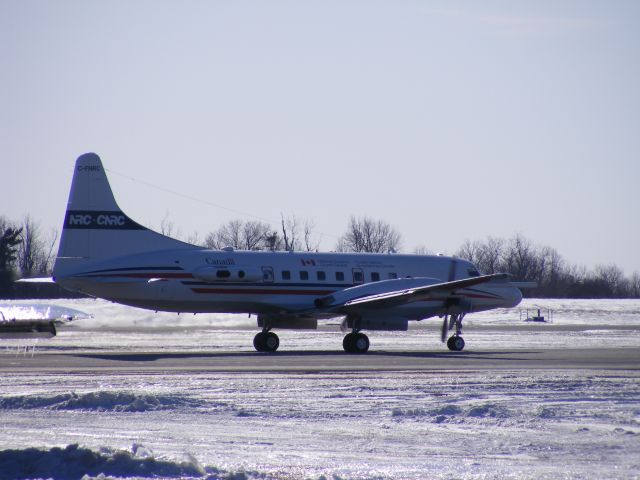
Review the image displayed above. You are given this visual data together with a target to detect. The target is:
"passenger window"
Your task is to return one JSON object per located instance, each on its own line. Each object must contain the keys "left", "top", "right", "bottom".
{"left": 353, "top": 271, "right": 364, "bottom": 283}
{"left": 282, "top": 270, "right": 291, "bottom": 280}
{"left": 317, "top": 271, "right": 326, "bottom": 281}
{"left": 388, "top": 272, "right": 398, "bottom": 279}
{"left": 262, "top": 267, "right": 274, "bottom": 283}
{"left": 335, "top": 271, "right": 345, "bottom": 281}
{"left": 300, "top": 270, "right": 309, "bottom": 281}
{"left": 371, "top": 272, "right": 380, "bottom": 282}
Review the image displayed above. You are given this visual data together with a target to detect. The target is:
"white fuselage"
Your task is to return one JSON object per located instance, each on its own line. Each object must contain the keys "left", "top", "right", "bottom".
{"left": 56, "top": 249, "right": 522, "bottom": 321}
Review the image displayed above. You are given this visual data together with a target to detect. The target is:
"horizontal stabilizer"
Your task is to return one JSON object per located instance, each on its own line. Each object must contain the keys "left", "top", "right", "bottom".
{"left": 15, "top": 277, "right": 55, "bottom": 283}
{"left": 67, "top": 275, "right": 155, "bottom": 284}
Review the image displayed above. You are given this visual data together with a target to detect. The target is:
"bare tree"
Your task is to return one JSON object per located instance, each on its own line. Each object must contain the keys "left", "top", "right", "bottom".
{"left": 204, "top": 219, "right": 271, "bottom": 251}
{"left": 243, "top": 221, "right": 271, "bottom": 250}
{"left": 455, "top": 237, "right": 504, "bottom": 274}
{"left": 630, "top": 272, "right": 640, "bottom": 298}
{"left": 502, "top": 234, "right": 543, "bottom": 281}
{"left": 594, "top": 264, "right": 629, "bottom": 298}
{"left": 281, "top": 213, "right": 299, "bottom": 252}
{"left": 160, "top": 211, "right": 178, "bottom": 238}
{"left": 337, "top": 216, "right": 402, "bottom": 253}
{"left": 538, "top": 246, "right": 564, "bottom": 296}
{"left": 17, "top": 215, "right": 57, "bottom": 276}
{"left": 479, "top": 237, "right": 505, "bottom": 274}
{"left": 185, "top": 231, "right": 203, "bottom": 246}
{"left": 455, "top": 239, "right": 480, "bottom": 264}
{"left": 279, "top": 214, "right": 320, "bottom": 252}
{"left": 303, "top": 219, "right": 320, "bottom": 252}
{"left": 414, "top": 244, "right": 434, "bottom": 255}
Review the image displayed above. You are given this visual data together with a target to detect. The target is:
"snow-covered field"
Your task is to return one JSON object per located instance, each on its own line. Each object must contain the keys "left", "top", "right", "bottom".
{"left": 1, "top": 299, "right": 639, "bottom": 479}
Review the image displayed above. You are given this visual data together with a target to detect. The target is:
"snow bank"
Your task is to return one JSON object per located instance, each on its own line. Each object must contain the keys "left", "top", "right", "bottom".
{"left": 0, "top": 444, "right": 206, "bottom": 480}
{"left": 0, "top": 391, "right": 202, "bottom": 412}
{"left": 0, "top": 299, "right": 254, "bottom": 329}
{"left": 391, "top": 402, "right": 513, "bottom": 423}
{"left": 0, "top": 444, "right": 278, "bottom": 480}
{"left": 0, "top": 303, "right": 91, "bottom": 321}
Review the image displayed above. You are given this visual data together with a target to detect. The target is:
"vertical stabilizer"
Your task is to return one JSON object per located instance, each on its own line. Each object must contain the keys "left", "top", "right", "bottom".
{"left": 54, "top": 153, "right": 196, "bottom": 277}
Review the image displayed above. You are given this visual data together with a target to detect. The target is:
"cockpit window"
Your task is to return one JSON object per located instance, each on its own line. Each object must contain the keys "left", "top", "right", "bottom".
{"left": 467, "top": 268, "right": 480, "bottom": 277}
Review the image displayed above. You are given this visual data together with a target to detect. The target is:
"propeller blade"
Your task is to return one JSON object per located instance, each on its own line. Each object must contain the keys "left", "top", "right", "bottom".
{"left": 340, "top": 318, "right": 349, "bottom": 333}
{"left": 440, "top": 315, "right": 448, "bottom": 343}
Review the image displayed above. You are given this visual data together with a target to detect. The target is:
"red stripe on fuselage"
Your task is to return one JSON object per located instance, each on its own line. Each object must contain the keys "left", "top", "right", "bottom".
{"left": 191, "top": 288, "right": 336, "bottom": 296}
{"left": 84, "top": 273, "right": 194, "bottom": 279}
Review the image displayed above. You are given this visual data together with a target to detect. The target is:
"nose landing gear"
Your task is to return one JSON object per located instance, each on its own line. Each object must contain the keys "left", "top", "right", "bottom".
{"left": 441, "top": 313, "right": 466, "bottom": 351}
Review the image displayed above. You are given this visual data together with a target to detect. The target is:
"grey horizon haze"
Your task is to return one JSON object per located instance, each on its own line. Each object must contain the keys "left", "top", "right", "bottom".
{"left": 1, "top": 1, "right": 639, "bottom": 274}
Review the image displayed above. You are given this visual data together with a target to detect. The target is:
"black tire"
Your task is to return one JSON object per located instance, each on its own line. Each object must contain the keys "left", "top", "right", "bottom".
{"left": 447, "top": 336, "right": 455, "bottom": 351}
{"left": 352, "top": 333, "right": 370, "bottom": 353}
{"left": 343, "top": 333, "right": 355, "bottom": 352}
{"left": 253, "top": 332, "right": 266, "bottom": 352}
{"left": 450, "top": 336, "right": 465, "bottom": 352}
{"left": 263, "top": 332, "right": 280, "bottom": 352}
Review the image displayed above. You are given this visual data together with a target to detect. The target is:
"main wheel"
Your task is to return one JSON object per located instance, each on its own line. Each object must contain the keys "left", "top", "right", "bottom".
{"left": 343, "top": 332, "right": 369, "bottom": 353}
{"left": 352, "top": 333, "right": 370, "bottom": 353}
{"left": 343, "top": 333, "right": 355, "bottom": 352}
{"left": 253, "top": 331, "right": 280, "bottom": 352}
{"left": 262, "top": 331, "right": 280, "bottom": 352}
{"left": 253, "top": 332, "right": 266, "bottom": 351}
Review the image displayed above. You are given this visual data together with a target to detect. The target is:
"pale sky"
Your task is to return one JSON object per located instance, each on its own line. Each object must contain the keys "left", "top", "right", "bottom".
{"left": 1, "top": 1, "right": 639, "bottom": 273}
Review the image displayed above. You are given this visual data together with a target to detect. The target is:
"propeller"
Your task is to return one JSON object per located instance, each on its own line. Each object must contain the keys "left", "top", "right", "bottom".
{"left": 440, "top": 314, "right": 449, "bottom": 343}
{"left": 441, "top": 297, "right": 457, "bottom": 343}
{"left": 340, "top": 317, "right": 349, "bottom": 333}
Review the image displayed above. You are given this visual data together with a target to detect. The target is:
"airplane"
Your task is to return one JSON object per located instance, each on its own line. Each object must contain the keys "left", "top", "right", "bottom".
{"left": 51, "top": 152, "right": 526, "bottom": 353}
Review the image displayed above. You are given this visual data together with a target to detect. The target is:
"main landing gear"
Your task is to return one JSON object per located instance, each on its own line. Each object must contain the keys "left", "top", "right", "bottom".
{"left": 253, "top": 331, "right": 279, "bottom": 352}
{"left": 343, "top": 331, "right": 370, "bottom": 354}
{"left": 441, "top": 313, "right": 466, "bottom": 352}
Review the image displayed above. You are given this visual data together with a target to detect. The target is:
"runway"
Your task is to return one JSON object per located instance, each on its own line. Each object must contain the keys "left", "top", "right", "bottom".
{"left": 2, "top": 321, "right": 640, "bottom": 479}
{"left": 2, "top": 346, "right": 639, "bottom": 373}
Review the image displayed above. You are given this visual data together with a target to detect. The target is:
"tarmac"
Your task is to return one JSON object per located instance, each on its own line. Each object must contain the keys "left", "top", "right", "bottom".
{"left": 1, "top": 346, "right": 638, "bottom": 374}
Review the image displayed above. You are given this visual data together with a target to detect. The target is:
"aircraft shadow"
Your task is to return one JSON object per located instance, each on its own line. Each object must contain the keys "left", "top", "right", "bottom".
{"left": 73, "top": 350, "right": 540, "bottom": 363}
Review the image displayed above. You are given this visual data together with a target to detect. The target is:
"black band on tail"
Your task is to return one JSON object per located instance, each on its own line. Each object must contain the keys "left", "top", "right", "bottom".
{"left": 63, "top": 210, "right": 146, "bottom": 230}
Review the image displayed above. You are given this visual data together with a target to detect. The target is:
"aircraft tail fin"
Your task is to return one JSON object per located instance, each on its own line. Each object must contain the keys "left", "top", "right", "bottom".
{"left": 53, "top": 153, "right": 197, "bottom": 277}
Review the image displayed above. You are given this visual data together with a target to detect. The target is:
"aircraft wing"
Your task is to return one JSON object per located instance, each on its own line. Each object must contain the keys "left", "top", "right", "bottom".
{"left": 317, "top": 273, "right": 509, "bottom": 312}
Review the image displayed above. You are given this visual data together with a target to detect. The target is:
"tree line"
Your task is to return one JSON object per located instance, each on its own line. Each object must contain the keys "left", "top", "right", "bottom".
{"left": 454, "top": 235, "right": 640, "bottom": 298}
{"left": 1, "top": 213, "right": 638, "bottom": 299}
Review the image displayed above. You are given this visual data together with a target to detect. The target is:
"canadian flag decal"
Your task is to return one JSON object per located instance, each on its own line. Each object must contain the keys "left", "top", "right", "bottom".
{"left": 301, "top": 259, "right": 316, "bottom": 266}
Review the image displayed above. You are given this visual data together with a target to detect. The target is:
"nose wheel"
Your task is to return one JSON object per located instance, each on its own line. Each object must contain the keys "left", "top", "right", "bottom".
{"left": 447, "top": 335, "right": 465, "bottom": 351}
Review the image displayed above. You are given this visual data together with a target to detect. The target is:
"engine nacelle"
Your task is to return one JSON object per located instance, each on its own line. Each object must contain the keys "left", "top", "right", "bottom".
{"left": 342, "top": 314, "right": 408, "bottom": 331}
{"left": 192, "top": 266, "right": 262, "bottom": 283}
{"left": 258, "top": 314, "right": 318, "bottom": 330}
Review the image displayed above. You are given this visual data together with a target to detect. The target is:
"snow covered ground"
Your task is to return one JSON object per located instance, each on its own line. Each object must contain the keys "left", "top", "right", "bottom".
{"left": 0, "top": 299, "right": 639, "bottom": 479}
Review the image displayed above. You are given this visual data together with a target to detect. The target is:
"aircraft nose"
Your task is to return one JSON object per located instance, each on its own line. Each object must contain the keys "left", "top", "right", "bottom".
{"left": 503, "top": 286, "right": 523, "bottom": 308}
